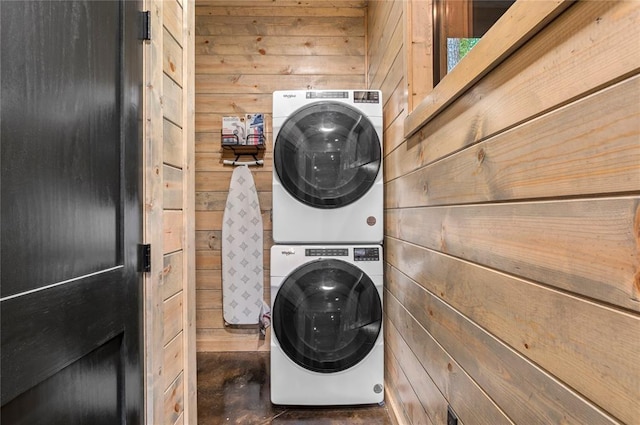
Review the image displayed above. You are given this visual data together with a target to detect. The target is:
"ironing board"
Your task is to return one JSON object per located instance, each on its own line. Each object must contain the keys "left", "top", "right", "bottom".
{"left": 221, "top": 165, "right": 264, "bottom": 325}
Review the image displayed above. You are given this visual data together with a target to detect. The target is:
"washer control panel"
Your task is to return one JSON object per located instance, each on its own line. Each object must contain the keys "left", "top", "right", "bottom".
{"left": 306, "top": 91, "right": 348, "bottom": 99}
{"left": 353, "top": 91, "right": 380, "bottom": 104}
{"left": 302, "top": 90, "right": 380, "bottom": 104}
{"left": 305, "top": 248, "right": 348, "bottom": 257}
{"left": 353, "top": 247, "right": 380, "bottom": 262}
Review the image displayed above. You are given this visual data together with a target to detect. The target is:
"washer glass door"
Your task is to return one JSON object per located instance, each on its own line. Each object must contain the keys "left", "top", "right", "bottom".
{"left": 274, "top": 102, "right": 381, "bottom": 209}
{"left": 273, "top": 259, "right": 382, "bottom": 373}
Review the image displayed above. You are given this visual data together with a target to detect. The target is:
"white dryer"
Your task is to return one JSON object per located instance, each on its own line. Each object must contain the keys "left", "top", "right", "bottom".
{"left": 270, "top": 245, "right": 384, "bottom": 406}
{"left": 272, "top": 90, "right": 383, "bottom": 244}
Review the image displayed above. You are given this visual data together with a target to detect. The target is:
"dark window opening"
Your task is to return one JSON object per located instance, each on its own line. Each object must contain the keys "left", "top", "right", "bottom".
{"left": 433, "top": 0, "right": 515, "bottom": 84}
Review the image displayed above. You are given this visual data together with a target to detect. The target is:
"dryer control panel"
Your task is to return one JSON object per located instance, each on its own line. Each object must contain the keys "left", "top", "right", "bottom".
{"left": 354, "top": 247, "right": 380, "bottom": 262}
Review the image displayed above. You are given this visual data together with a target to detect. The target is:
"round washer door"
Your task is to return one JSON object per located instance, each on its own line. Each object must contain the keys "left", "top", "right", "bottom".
{"left": 273, "top": 258, "right": 382, "bottom": 373}
{"left": 274, "top": 101, "right": 381, "bottom": 209}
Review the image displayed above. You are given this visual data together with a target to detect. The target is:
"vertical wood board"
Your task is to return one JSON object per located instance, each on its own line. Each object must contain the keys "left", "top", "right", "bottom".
{"left": 143, "top": 0, "right": 166, "bottom": 423}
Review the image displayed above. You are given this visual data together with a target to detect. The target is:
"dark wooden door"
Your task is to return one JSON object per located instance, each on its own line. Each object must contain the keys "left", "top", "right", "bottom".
{"left": 1, "top": 1, "right": 143, "bottom": 423}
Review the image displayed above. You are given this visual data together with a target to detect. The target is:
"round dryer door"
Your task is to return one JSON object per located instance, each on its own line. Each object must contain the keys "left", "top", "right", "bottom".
{"left": 274, "top": 102, "right": 381, "bottom": 209}
{"left": 273, "top": 259, "right": 382, "bottom": 373}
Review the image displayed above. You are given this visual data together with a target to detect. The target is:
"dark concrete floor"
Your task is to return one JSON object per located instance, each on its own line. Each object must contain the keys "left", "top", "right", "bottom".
{"left": 197, "top": 352, "right": 393, "bottom": 425}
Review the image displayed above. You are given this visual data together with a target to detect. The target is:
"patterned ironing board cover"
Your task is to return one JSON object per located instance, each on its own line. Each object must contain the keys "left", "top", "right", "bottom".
{"left": 221, "top": 165, "right": 264, "bottom": 325}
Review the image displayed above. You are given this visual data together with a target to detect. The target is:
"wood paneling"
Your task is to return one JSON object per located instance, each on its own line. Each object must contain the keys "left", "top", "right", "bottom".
{"left": 195, "top": 94, "right": 273, "bottom": 113}
{"left": 164, "top": 119, "right": 184, "bottom": 168}
{"left": 195, "top": 230, "right": 221, "bottom": 251}
{"left": 164, "top": 27, "right": 184, "bottom": 86}
{"left": 164, "top": 165, "right": 184, "bottom": 210}
{"left": 144, "top": 0, "right": 196, "bottom": 422}
{"left": 164, "top": 372, "right": 184, "bottom": 425}
{"left": 369, "top": 0, "right": 640, "bottom": 424}
{"left": 195, "top": 289, "right": 221, "bottom": 310}
{"left": 405, "top": 0, "right": 433, "bottom": 111}
{"left": 196, "top": 269, "right": 221, "bottom": 290}
{"left": 163, "top": 210, "right": 184, "bottom": 254}
{"left": 164, "top": 292, "right": 184, "bottom": 346}
{"left": 164, "top": 0, "right": 183, "bottom": 46}
{"left": 382, "top": 108, "right": 406, "bottom": 158}
{"left": 383, "top": 352, "right": 414, "bottom": 425}
{"left": 195, "top": 74, "right": 365, "bottom": 94}
{"left": 194, "top": 0, "right": 367, "bottom": 351}
{"left": 196, "top": 6, "right": 364, "bottom": 17}
{"left": 195, "top": 249, "right": 221, "bottom": 270}
{"left": 195, "top": 329, "right": 271, "bottom": 352}
{"left": 385, "top": 76, "right": 640, "bottom": 199}
{"left": 386, "top": 242, "right": 630, "bottom": 425}
{"left": 196, "top": 0, "right": 365, "bottom": 6}
{"left": 163, "top": 331, "right": 185, "bottom": 390}
{"left": 196, "top": 308, "right": 224, "bottom": 329}
{"left": 164, "top": 74, "right": 184, "bottom": 126}
{"left": 163, "top": 251, "right": 184, "bottom": 301}
{"left": 385, "top": 314, "right": 448, "bottom": 424}
{"left": 387, "top": 198, "right": 640, "bottom": 312}
{"left": 143, "top": 0, "right": 166, "bottom": 423}
{"left": 386, "top": 289, "right": 512, "bottom": 425}
{"left": 195, "top": 16, "right": 364, "bottom": 36}
{"left": 367, "top": 0, "right": 402, "bottom": 90}
{"left": 182, "top": 1, "right": 198, "bottom": 421}
{"left": 196, "top": 36, "right": 365, "bottom": 56}
{"left": 196, "top": 55, "right": 364, "bottom": 75}
{"left": 384, "top": 323, "right": 439, "bottom": 425}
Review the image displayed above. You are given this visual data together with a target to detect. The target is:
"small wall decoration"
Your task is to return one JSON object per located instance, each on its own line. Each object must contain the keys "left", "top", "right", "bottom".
{"left": 222, "top": 114, "right": 264, "bottom": 146}
{"left": 222, "top": 116, "right": 246, "bottom": 145}
{"left": 245, "top": 113, "right": 264, "bottom": 146}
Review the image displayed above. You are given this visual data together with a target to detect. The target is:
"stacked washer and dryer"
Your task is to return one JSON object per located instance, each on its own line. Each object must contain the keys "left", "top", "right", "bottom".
{"left": 270, "top": 90, "right": 384, "bottom": 406}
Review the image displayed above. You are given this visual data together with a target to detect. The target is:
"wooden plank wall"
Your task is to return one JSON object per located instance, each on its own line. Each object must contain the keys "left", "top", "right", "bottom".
{"left": 144, "top": 0, "right": 196, "bottom": 424}
{"left": 194, "top": 0, "right": 367, "bottom": 351}
{"left": 366, "top": 2, "right": 412, "bottom": 423}
{"left": 368, "top": 1, "right": 640, "bottom": 425}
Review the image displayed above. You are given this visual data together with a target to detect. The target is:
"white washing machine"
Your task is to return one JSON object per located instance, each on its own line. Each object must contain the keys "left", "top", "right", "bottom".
{"left": 272, "top": 90, "right": 383, "bottom": 244}
{"left": 270, "top": 244, "right": 384, "bottom": 406}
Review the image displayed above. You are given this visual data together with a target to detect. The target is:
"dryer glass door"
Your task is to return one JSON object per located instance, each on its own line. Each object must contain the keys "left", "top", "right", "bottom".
{"left": 273, "top": 259, "right": 382, "bottom": 373}
{"left": 274, "top": 102, "right": 381, "bottom": 209}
